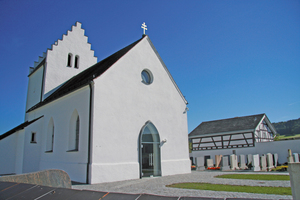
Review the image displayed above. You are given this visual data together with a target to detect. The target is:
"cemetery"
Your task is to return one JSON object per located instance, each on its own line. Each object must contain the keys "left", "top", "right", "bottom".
{"left": 192, "top": 150, "right": 299, "bottom": 172}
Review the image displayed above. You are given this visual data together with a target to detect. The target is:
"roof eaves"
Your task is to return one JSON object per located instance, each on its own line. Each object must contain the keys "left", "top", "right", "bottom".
{"left": 26, "top": 36, "right": 144, "bottom": 113}
{"left": 145, "top": 36, "right": 188, "bottom": 105}
{"left": 28, "top": 59, "right": 46, "bottom": 77}
{"left": 0, "top": 116, "right": 44, "bottom": 140}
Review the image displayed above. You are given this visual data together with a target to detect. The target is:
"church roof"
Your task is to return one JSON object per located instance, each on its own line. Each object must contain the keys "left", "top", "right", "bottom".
{"left": 189, "top": 114, "right": 268, "bottom": 137}
{"left": 0, "top": 116, "right": 43, "bottom": 140}
{"left": 27, "top": 36, "right": 144, "bottom": 113}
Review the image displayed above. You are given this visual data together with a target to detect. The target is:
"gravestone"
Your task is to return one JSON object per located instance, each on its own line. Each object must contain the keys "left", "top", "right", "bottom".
{"left": 207, "top": 159, "right": 214, "bottom": 167}
{"left": 252, "top": 154, "right": 261, "bottom": 171}
{"left": 288, "top": 149, "right": 294, "bottom": 163}
{"left": 274, "top": 153, "right": 279, "bottom": 167}
{"left": 215, "top": 155, "right": 222, "bottom": 167}
{"left": 221, "top": 156, "right": 230, "bottom": 171}
{"left": 293, "top": 153, "right": 299, "bottom": 163}
{"left": 196, "top": 156, "right": 205, "bottom": 171}
{"left": 230, "top": 154, "right": 239, "bottom": 170}
{"left": 260, "top": 155, "right": 267, "bottom": 171}
{"left": 266, "top": 153, "right": 274, "bottom": 171}
{"left": 239, "top": 154, "right": 247, "bottom": 169}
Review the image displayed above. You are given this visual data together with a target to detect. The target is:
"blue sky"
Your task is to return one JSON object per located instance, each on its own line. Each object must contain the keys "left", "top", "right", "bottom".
{"left": 0, "top": 0, "right": 299, "bottom": 134}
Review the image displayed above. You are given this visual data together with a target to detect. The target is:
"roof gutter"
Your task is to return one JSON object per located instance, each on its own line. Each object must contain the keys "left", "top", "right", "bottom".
{"left": 86, "top": 81, "right": 94, "bottom": 184}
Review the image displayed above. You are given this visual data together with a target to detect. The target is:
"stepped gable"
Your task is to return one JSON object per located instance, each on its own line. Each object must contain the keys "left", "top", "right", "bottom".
{"left": 27, "top": 36, "right": 144, "bottom": 113}
{"left": 189, "top": 114, "right": 266, "bottom": 137}
{"left": 28, "top": 22, "right": 96, "bottom": 76}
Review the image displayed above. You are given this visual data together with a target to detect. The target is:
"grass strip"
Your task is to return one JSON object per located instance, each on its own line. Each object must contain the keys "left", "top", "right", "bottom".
{"left": 167, "top": 182, "right": 291, "bottom": 195}
{"left": 215, "top": 174, "right": 290, "bottom": 181}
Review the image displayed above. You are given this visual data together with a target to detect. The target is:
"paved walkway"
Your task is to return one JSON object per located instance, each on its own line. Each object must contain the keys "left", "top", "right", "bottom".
{"left": 72, "top": 171, "right": 292, "bottom": 200}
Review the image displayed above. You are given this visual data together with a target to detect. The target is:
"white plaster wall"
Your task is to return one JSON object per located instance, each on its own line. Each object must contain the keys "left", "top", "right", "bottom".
{"left": 190, "top": 140, "right": 300, "bottom": 165}
{"left": 90, "top": 37, "right": 190, "bottom": 183}
{"left": 44, "top": 22, "right": 97, "bottom": 95}
{"left": 22, "top": 118, "right": 44, "bottom": 173}
{"left": 25, "top": 66, "right": 44, "bottom": 111}
{"left": 0, "top": 130, "right": 25, "bottom": 175}
{"left": 255, "top": 140, "right": 300, "bottom": 164}
{"left": 14, "top": 130, "right": 25, "bottom": 174}
{"left": 26, "top": 86, "right": 91, "bottom": 183}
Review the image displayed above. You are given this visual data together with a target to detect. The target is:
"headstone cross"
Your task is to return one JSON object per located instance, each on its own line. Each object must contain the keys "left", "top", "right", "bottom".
{"left": 141, "top": 22, "right": 147, "bottom": 35}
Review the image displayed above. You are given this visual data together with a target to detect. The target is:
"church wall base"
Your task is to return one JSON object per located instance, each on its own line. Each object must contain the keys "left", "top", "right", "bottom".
{"left": 161, "top": 159, "right": 191, "bottom": 176}
{"left": 90, "top": 162, "right": 140, "bottom": 184}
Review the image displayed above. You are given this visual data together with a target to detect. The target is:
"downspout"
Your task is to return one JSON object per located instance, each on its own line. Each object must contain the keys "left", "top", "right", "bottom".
{"left": 86, "top": 81, "right": 94, "bottom": 184}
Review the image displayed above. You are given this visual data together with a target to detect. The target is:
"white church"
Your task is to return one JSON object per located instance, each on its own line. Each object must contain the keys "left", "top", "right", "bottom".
{"left": 0, "top": 22, "right": 191, "bottom": 184}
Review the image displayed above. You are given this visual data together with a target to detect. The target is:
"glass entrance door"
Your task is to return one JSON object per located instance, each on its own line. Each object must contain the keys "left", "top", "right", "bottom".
{"left": 140, "top": 122, "right": 161, "bottom": 178}
{"left": 141, "top": 143, "right": 154, "bottom": 177}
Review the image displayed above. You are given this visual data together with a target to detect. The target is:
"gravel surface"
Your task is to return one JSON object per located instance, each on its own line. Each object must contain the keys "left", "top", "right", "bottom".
{"left": 72, "top": 171, "right": 292, "bottom": 199}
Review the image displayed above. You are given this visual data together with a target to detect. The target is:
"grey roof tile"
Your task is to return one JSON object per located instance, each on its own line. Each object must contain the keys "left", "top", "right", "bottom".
{"left": 189, "top": 114, "right": 265, "bottom": 137}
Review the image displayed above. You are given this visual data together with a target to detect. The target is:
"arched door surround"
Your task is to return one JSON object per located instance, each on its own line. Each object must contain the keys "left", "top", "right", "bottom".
{"left": 139, "top": 121, "right": 161, "bottom": 178}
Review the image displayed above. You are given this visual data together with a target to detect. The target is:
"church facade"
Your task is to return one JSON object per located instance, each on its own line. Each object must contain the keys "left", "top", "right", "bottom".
{"left": 0, "top": 22, "right": 191, "bottom": 183}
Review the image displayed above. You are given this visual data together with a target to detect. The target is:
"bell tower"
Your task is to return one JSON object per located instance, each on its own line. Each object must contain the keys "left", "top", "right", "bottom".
{"left": 25, "top": 22, "right": 97, "bottom": 112}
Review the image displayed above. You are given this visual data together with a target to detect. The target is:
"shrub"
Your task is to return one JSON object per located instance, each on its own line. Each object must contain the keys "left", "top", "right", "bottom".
{"left": 271, "top": 165, "right": 288, "bottom": 171}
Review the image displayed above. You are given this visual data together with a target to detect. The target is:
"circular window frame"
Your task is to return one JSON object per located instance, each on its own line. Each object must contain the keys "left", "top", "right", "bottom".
{"left": 141, "top": 69, "right": 153, "bottom": 85}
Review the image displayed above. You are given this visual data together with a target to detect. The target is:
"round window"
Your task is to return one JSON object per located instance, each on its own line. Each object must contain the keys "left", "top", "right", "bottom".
{"left": 141, "top": 70, "right": 153, "bottom": 84}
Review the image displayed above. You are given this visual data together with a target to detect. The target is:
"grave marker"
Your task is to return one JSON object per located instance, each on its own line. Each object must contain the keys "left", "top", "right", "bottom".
{"left": 261, "top": 155, "right": 267, "bottom": 171}
{"left": 215, "top": 155, "right": 222, "bottom": 167}
{"left": 293, "top": 153, "right": 299, "bottom": 163}
{"left": 196, "top": 157, "right": 205, "bottom": 171}
{"left": 239, "top": 154, "right": 247, "bottom": 169}
{"left": 230, "top": 154, "right": 239, "bottom": 170}
{"left": 288, "top": 149, "right": 294, "bottom": 163}
{"left": 221, "top": 156, "right": 230, "bottom": 171}
{"left": 274, "top": 153, "right": 279, "bottom": 167}
{"left": 252, "top": 154, "right": 261, "bottom": 171}
{"left": 207, "top": 159, "right": 214, "bottom": 167}
{"left": 266, "top": 153, "right": 274, "bottom": 171}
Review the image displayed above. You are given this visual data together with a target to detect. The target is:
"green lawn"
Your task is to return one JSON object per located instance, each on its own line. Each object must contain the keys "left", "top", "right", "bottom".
{"left": 215, "top": 174, "right": 290, "bottom": 181}
{"left": 167, "top": 182, "right": 292, "bottom": 195}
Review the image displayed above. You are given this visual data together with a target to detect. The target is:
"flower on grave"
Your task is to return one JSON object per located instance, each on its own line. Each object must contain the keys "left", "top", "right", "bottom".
{"left": 207, "top": 167, "right": 220, "bottom": 170}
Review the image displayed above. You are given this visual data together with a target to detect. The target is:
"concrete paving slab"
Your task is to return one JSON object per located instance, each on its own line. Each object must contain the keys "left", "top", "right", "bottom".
{"left": 7, "top": 185, "right": 55, "bottom": 200}
{"left": 179, "top": 197, "right": 223, "bottom": 200}
{"left": 71, "top": 190, "right": 107, "bottom": 200}
{"left": 138, "top": 194, "right": 178, "bottom": 200}
{"left": 0, "top": 182, "right": 36, "bottom": 199}
{"left": 102, "top": 192, "right": 141, "bottom": 200}
{"left": 38, "top": 188, "right": 81, "bottom": 200}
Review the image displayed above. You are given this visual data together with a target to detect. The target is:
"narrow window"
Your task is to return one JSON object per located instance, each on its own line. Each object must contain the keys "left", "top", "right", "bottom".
{"left": 31, "top": 132, "right": 36, "bottom": 143}
{"left": 68, "top": 110, "right": 79, "bottom": 151}
{"left": 46, "top": 118, "right": 54, "bottom": 152}
{"left": 67, "top": 53, "right": 73, "bottom": 67}
{"left": 75, "top": 116, "right": 80, "bottom": 150}
{"left": 74, "top": 55, "right": 79, "bottom": 69}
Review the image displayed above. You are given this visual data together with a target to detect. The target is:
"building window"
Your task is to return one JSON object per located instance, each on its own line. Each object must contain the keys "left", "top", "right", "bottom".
{"left": 68, "top": 110, "right": 79, "bottom": 151}
{"left": 67, "top": 53, "right": 73, "bottom": 67}
{"left": 141, "top": 69, "right": 153, "bottom": 84}
{"left": 75, "top": 116, "right": 80, "bottom": 149}
{"left": 46, "top": 118, "right": 54, "bottom": 152}
{"left": 74, "top": 55, "right": 79, "bottom": 69}
{"left": 31, "top": 132, "right": 36, "bottom": 143}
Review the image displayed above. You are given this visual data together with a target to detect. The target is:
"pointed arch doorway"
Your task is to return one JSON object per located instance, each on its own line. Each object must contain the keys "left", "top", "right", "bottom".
{"left": 139, "top": 122, "right": 161, "bottom": 178}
